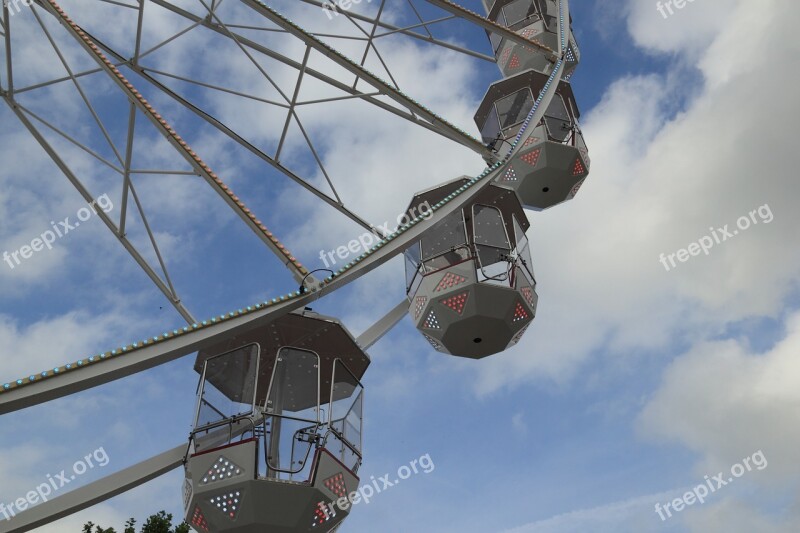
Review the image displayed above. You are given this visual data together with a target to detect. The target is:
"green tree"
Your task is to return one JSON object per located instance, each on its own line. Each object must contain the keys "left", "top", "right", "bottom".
{"left": 83, "top": 512, "right": 189, "bottom": 533}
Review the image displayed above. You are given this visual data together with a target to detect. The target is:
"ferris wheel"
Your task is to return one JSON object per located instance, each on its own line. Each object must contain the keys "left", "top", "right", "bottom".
{"left": 0, "top": 0, "right": 588, "bottom": 531}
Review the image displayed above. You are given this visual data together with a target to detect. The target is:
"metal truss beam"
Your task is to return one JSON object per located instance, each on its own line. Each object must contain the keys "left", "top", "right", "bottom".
{"left": 241, "top": 0, "right": 495, "bottom": 161}
{"left": 0, "top": 445, "right": 186, "bottom": 533}
{"left": 0, "top": 96, "right": 197, "bottom": 323}
{"left": 34, "top": 0, "right": 313, "bottom": 284}
{"left": 0, "top": 415, "right": 266, "bottom": 533}
{"left": 0, "top": 159, "right": 508, "bottom": 415}
{"left": 298, "top": 0, "right": 494, "bottom": 62}
{"left": 145, "top": 0, "right": 492, "bottom": 181}
{"left": 71, "top": 30, "right": 378, "bottom": 233}
{"left": 356, "top": 299, "right": 409, "bottom": 350}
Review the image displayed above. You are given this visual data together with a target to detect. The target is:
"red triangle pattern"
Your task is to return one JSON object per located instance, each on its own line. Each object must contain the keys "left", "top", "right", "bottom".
{"left": 435, "top": 272, "right": 467, "bottom": 292}
{"left": 324, "top": 473, "right": 348, "bottom": 498}
{"left": 513, "top": 302, "right": 530, "bottom": 322}
{"left": 521, "top": 286, "right": 535, "bottom": 306}
{"left": 523, "top": 136, "right": 540, "bottom": 147}
{"left": 414, "top": 296, "right": 427, "bottom": 319}
{"left": 191, "top": 506, "right": 209, "bottom": 532}
{"left": 500, "top": 47, "right": 511, "bottom": 67}
{"left": 521, "top": 149, "right": 541, "bottom": 166}
{"left": 440, "top": 292, "right": 469, "bottom": 315}
{"left": 313, "top": 501, "right": 336, "bottom": 526}
{"left": 572, "top": 157, "right": 586, "bottom": 176}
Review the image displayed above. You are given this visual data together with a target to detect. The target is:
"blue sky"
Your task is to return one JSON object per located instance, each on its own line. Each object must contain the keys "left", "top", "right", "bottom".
{"left": 1, "top": 0, "right": 799, "bottom": 532}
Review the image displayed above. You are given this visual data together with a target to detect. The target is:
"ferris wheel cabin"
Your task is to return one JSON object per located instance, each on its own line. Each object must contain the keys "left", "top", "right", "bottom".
{"left": 183, "top": 310, "right": 368, "bottom": 533}
{"left": 475, "top": 69, "right": 590, "bottom": 210}
{"left": 404, "top": 178, "right": 537, "bottom": 358}
{"left": 481, "top": 0, "right": 581, "bottom": 80}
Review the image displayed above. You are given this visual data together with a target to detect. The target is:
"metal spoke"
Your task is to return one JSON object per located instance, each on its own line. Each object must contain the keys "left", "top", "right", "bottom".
{"left": 142, "top": 67, "right": 289, "bottom": 108}
{"left": 32, "top": 0, "right": 316, "bottom": 285}
{"left": 16, "top": 103, "right": 124, "bottom": 175}
{"left": 3, "top": 1, "right": 13, "bottom": 93}
{"left": 241, "top": 0, "right": 494, "bottom": 159}
{"left": 275, "top": 46, "right": 311, "bottom": 161}
{"left": 405, "top": 0, "right": 435, "bottom": 39}
{"left": 119, "top": 103, "right": 137, "bottom": 236}
{"left": 31, "top": 7, "right": 126, "bottom": 166}
{"left": 196, "top": 0, "right": 292, "bottom": 105}
{"left": 145, "top": 0, "right": 480, "bottom": 145}
{"left": 297, "top": 0, "right": 493, "bottom": 61}
{"left": 89, "top": 33, "right": 379, "bottom": 232}
{"left": 126, "top": 177, "right": 181, "bottom": 300}
{"left": 96, "top": 0, "right": 138, "bottom": 9}
{"left": 2, "top": 94, "right": 197, "bottom": 322}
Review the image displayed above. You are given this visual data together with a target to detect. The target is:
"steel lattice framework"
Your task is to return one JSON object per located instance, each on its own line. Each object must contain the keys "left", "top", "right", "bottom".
{"left": 0, "top": 0, "right": 573, "bottom": 530}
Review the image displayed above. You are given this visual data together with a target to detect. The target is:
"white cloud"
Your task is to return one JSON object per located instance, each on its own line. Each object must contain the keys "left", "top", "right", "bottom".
{"left": 638, "top": 311, "right": 800, "bottom": 489}
{"left": 468, "top": 0, "right": 800, "bottom": 394}
{"left": 500, "top": 489, "right": 687, "bottom": 533}
{"left": 682, "top": 497, "right": 800, "bottom": 533}
{"left": 626, "top": 0, "right": 740, "bottom": 56}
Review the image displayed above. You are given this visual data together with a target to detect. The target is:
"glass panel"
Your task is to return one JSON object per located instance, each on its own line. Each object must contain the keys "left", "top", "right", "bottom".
{"left": 544, "top": 95, "right": 572, "bottom": 143}
{"left": 542, "top": 13, "right": 557, "bottom": 31}
{"left": 476, "top": 248, "right": 512, "bottom": 284}
{"left": 473, "top": 205, "right": 512, "bottom": 285}
{"left": 267, "top": 348, "right": 320, "bottom": 416}
{"left": 265, "top": 348, "right": 321, "bottom": 475}
{"left": 473, "top": 205, "right": 511, "bottom": 248}
{"left": 194, "top": 344, "right": 259, "bottom": 431}
{"left": 502, "top": 0, "right": 538, "bottom": 27}
{"left": 329, "top": 361, "right": 364, "bottom": 453}
{"left": 576, "top": 128, "right": 586, "bottom": 151}
{"left": 481, "top": 105, "right": 501, "bottom": 145}
{"left": 325, "top": 361, "right": 364, "bottom": 473}
{"left": 264, "top": 414, "right": 319, "bottom": 479}
{"left": 409, "top": 265, "right": 424, "bottom": 296}
{"left": 420, "top": 210, "right": 467, "bottom": 261}
{"left": 325, "top": 430, "right": 361, "bottom": 474}
{"left": 496, "top": 89, "right": 534, "bottom": 131}
{"left": 422, "top": 245, "right": 471, "bottom": 273}
{"left": 404, "top": 243, "right": 422, "bottom": 293}
{"left": 513, "top": 215, "right": 535, "bottom": 285}
{"left": 489, "top": 32, "right": 503, "bottom": 55}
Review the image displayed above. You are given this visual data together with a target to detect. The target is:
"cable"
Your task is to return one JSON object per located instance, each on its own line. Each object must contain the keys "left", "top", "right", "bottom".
{"left": 299, "top": 268, "right": 334, "bottom": 293}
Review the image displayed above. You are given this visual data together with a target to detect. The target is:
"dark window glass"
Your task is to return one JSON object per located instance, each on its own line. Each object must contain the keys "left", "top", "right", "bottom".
{"left": 490, "top": 32, "right": 503, "bottom": 55}
{"left": 195, "top": 344, "right": 259, "bottom": 431}
{"left": 473, "top": 205, "right": 512, "bottom": 284}
{"left": 544, "top": 95, "right": 572, "bottom": 142}
{"left": 481, "top": 105, "right": 502, "bottom": 144}
{"left": 420, "top": 211, "right": 467, "bottom": 261}
{"left": 496, "top": 88, "right": 534, "bottom": 131}
{"left": 502, "top": 0, "right": 538, "bottom": 27}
